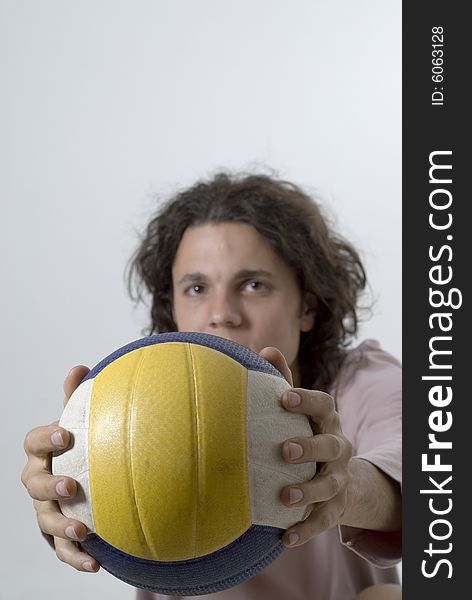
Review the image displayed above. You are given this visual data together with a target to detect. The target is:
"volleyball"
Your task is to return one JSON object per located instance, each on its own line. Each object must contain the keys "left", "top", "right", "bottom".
{"left": 52, "top": 332, "right": 316, "bottom": 595}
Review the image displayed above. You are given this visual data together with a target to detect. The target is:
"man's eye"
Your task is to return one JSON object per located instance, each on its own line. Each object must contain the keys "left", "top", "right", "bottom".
{"left": 187, "top": 284, "right": 205, "bottom": 295}
{"left": 246, "top": 281, "right": 264, "bottom": 292}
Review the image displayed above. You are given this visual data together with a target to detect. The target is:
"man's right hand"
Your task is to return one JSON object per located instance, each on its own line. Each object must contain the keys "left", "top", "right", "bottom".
{"left": 21, "top": 365, "right": 100, "bottom": 572}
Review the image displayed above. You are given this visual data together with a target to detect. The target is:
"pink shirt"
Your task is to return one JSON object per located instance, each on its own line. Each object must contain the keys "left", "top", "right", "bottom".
{"left": 136, "top": 340, "right": 402, "bottom": 600}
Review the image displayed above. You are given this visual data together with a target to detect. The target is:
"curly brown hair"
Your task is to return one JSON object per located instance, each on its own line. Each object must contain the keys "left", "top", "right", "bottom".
{"left": 127, "top": 172, "right": 367, "bottom": 391}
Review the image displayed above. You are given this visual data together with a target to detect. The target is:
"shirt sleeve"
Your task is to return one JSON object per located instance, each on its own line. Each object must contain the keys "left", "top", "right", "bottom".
{"left": 333, "top": 339, "right": 402, "bottom": 568}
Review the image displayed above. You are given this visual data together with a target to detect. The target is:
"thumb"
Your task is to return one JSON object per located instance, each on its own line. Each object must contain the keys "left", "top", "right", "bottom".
{"left": 63, "top": 365, "right": 90, "bottom": 406}
{"left": 259, "top": 347, "right": 294, "bottom": 387}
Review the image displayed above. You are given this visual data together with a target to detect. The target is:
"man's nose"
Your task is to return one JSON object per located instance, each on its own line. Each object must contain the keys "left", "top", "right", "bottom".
{"left": 209, "top": 292, "right": 242, "bottom": 328}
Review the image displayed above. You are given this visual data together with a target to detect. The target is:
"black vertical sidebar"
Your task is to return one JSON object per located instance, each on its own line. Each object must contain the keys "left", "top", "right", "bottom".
{"left": 403, "top": 3, "right": 469, "bottom": 598}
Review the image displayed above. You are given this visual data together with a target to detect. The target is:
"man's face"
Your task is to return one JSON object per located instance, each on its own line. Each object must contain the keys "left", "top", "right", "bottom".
{"left": 171, "top": 222, "right": 314, "bottom": 368}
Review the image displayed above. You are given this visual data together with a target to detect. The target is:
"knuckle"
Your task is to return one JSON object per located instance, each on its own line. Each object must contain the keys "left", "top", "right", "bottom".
{"left": 20, "top": 465, "right": 30, "bottom": 488}
{"left": 329, "top": 412, "right": 341, "bottom": 430}
{"left": 55, "top": 545, "right": 68, "bottom": 563}
{"left": 334, "top": 435, "right": 352, "bottom": 462}
{"left": 328, "top": 475, "right": 341, "bottom": 496}
{"left": 23, "top": 430, "right": 37, "bottom": 455}
{"left": 55, "top": 539, "right": 79, "bottom": 567}
{"left": 316, "top": 511, "right": 332, "bottom": 532}
{"left": 343, "top": 437, "right": 353, "bottom": 459}
{"left": 24, "top": 477, "right": 35, "bottom": 498}
{"left": 27, "top": 424, "right": 49, "bottom": 447}
{"left": 321, "top": 392, "right": 335, "bottom": 413}
{"left": 27, "top": 474, "right": 45, "bottom": 500}
{"left": 336, "top": 493, "right": 348, "bottom": 520}
{"left": 328, "top": 434, "right": 342, "bottom": 458}
{"left": 36, "top": 510, "right": 46, "bottom": 531}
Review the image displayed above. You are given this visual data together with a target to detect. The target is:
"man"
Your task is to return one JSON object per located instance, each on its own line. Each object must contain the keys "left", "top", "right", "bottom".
{"left": 22, "top": 172, "right": 402, "bottom": 599}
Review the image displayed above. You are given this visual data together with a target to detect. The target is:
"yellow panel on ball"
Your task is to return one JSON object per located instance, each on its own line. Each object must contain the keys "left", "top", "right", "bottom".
{"left": 187, "top": 343, "right": 250, "bottom": 556}
{"left": 88, "top": 342, "right": 251, "bottom": 561}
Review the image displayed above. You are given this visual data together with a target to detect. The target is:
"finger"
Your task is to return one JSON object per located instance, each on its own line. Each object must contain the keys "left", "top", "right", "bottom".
{"left": 282, "top": 433, "right": 344, "bottom": 464}
{"left": 25, "top": 468, "right": 77, "bottom": 501}
{"left": 283, "top": 495, "right": 346, "bottom": 546}
{"left": 54, "top": 537, "right": 100, "bottom": 572}
{"left": 23, "top": 424, "right": 71, "bottom": 457}
{"left": 280, "top": 472, "right": 343, "bottom": 507}
{"left": 259, "top": 347, "right": 293, "bottom": 386}
{"left": 35, "top": 501, "right": 87, "bottom": 541}
{"left": 281, "top": 389, "right": 339, "bottom": 431}
{"left": 63, "top": 365, "right": 90, "bottom": 405}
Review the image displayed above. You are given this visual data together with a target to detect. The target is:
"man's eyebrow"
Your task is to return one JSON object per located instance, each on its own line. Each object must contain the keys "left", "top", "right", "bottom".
{"left": 235, "top": 269, "right": 273, "bottom": 279}
{"left": 176, "top": 270, "right": 273, "bottom": 286}
{"left": 176, "top": 272, "right": 208, "bottom": 286}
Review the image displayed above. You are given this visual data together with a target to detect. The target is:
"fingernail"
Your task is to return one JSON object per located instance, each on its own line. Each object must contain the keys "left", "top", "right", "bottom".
{"left": 289, "top": 488, "right": 303, "bottom": 504}
{"left": 82, "top": 561, "right": 95, "bottom": 572}
{"left": 286, "top": 392, "right": 301, "bottom": 407}
{"left": 65, "top": 525, "right": 81, "bottom": 541}
{"left": 56, "top": 480, "right": 70, "bottom": 497}
{"left": 287, "top": 532, "right": 300, "bottom": 546}
{"left": 51, "top": 431, "right": 65, "bottom": 447}
{"left": 288, "top": 442, "right": 303, "bottom": 460}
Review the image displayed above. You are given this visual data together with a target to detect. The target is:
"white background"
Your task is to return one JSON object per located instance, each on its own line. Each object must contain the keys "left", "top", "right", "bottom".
{"left": 0, "top": 1, "right": 401, "bottom": 598}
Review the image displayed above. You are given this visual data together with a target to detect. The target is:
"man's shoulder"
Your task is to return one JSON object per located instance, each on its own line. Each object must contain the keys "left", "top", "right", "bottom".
{"left": 344, "top": 339, "right": 401, "bottom": 369}
{"left": 334, "top": 339, "right": 402, "bottom": 398}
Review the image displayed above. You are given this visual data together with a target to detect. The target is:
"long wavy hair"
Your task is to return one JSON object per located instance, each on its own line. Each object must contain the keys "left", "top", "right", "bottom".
{"left": 127, "top": 172, "right": 368, "bottom": 391}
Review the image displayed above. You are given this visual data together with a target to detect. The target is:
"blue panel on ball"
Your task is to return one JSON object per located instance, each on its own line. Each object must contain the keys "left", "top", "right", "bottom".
{"left": 82, "top": 524, "right": 285, "bottom": 595}
{"left": 83, "top": 332, "right": 283, "bottom": 382}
